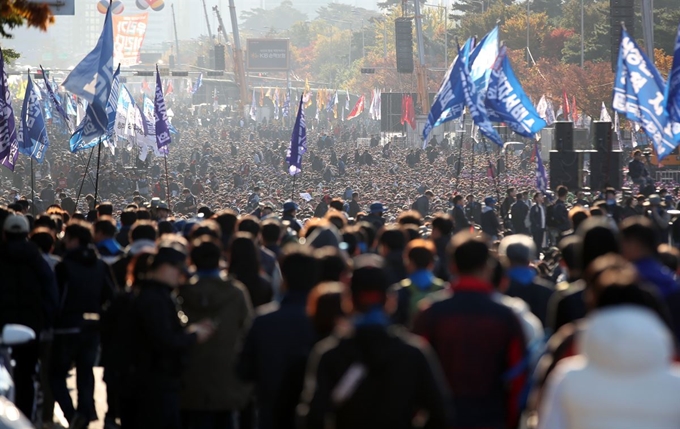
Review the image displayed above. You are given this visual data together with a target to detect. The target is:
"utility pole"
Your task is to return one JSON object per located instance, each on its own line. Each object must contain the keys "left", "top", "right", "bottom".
{"left": 202, "top": 0, "right": 214, "bottom": 43}
{"left": 526, "top": 0, "right": 530, "bottom": 64}
{"left": 171, "top": 4, "right": 181, "bottom": 65}
{"left": 214, "top": 3, "right": 248, "bottom": 111}
{"left": 580, "top": 0, "right": 584, "bottom": 67}
{"left": 641, "top": 0, "right": 654, "bottom": 62}
{"left": 414, "top": 0, "right": 429, "bottom": 114}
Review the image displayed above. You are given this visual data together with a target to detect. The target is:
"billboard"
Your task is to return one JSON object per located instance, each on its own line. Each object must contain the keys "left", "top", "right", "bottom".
{"left": 113, "top": 13, "right": 149, "bottom": 67}
{"left": 246, "top": 39, "right": 290, "bottom": 71}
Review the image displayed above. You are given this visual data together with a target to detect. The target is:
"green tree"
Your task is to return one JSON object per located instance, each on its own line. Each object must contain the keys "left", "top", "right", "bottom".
{"left": 240, "top": 0, "right": 307, "bottom": 33}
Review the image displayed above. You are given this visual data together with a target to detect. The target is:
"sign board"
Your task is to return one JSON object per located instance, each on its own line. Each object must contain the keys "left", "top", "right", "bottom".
{"left": 246, "top": 39, "right": 290, "bottom": 71}
{"left": 113, "top": 13, "right": 149, "bottom": 67}
{"left": 29, "top": 0, "right": 74, "bottom": 15}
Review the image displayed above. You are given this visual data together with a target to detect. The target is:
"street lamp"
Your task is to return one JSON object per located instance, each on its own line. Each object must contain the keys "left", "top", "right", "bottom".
{"left": 423, "top": 2, "right": 448, "bottom": 66}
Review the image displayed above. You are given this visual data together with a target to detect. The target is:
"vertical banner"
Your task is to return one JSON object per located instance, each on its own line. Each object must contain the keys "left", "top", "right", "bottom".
{"left": 113, "top": 13, "right": 149, "bottom": 67}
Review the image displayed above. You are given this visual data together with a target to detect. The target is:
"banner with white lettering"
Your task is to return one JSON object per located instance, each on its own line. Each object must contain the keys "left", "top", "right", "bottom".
{"left": 113, "top": 13, "right": 148, "bottom": 67}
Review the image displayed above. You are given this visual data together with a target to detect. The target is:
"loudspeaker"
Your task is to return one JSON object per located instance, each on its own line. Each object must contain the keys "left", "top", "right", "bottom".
{"left": 214, "top": 45, "right": 226, "bottom": 71}
{"left": 395, "top": 18, "right": 414, "bottom": 73}
{"left": 590, "top": 151, "right": 622, "bottom": 191}
{"left": 610, "top": 0, "right": 634, "bottom": 71}
{"left": 592, "top": 121, "right": 613, "bottom": 152}
{"left": 381, "top": 92, "right": 406, "bottom": 132}
{"left": 573, "top": 128, "right": 589, "bottom": 150}
{"left": 169, "top": 55, "right": 175, "bottom": 68}
{"left": 550, "top": 151, "right": 583, "bottom": 191}
{"left": 554, "top": 121, "right": 574, "bottom": 151}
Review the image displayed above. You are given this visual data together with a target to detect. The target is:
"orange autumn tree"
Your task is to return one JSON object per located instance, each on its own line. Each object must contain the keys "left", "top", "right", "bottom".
{"left": 0, "top": 0, "right": 54, "bottom": 38}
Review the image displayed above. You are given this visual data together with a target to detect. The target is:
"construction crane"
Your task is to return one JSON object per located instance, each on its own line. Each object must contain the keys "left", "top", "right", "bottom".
{"left": 214, "top": 2, "right": 248, "bottom": 112}
{"left": 201, "top": 0, "right": 214, "bottom": 43}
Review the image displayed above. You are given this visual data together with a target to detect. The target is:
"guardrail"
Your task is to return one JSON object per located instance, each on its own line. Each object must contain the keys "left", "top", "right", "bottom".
{"left": 656, "top": 170, "right": 680, "bottom": 183}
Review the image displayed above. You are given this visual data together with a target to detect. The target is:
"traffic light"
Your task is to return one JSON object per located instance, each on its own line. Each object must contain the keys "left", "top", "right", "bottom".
{"left": 610, "top": 0, "right": 634, "bottom": 71}
{"left": 395, "top": 18, "right": 414, "bottom": 74}
{"left": 361, "top": 68, "right": 376, "bottom": 74}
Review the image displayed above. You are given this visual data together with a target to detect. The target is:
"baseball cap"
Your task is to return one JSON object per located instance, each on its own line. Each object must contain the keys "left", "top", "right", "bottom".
{"left": 369, "top": 202, "right": 385, "bottom": 214}
{"left": 3, "top": 214, "right": 29, "bottom": 234}
{"left": 283, "top": 201, "right": 299, "bottom": 212}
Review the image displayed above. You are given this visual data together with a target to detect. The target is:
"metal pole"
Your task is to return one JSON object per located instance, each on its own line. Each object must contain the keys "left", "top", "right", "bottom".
{"left": 348, "top": 25, "right": 352, "bottom": 67}
{"left": 362, "top": 19, "right": 365, "bottom": 60}
{"left": 164, "top": 155, "right": 171, "bottom": 209}
{"left": 171, "top": 4, "right": 181, "bottom": 64}
{"left": 580, "top": 0, "right": 584, "bottom": 67}
{"left": 75, "top": 147, "right": 95, "bottom": 211}
{"left": 641, "top": 0, "right": 654, "bottom": 61}
{"left": 526, "top": 0, "right": 530, "bottom": 64}
{"left": 93, "top": 138, "right": 102, "bottom": 208}
{"left": 444, "top": 5, "right": 448, "bottom": 65}
{"left": 30, "top": 157, "right": 35, "bottom": 216}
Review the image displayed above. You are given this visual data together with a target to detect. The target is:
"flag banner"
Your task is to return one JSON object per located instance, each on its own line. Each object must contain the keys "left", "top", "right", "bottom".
{"left": 485, "top": 47, "right": 547, "bottom": 138}
{"left": 665, "top": 23, "right": 680, "bottom": 136}
{"left": 345, "top": 89, "right": 350, "bottom": 111}
{"left": 165, "top": 79, "right": 174, "bottom": 96}
{"left": 347, "top": 95, "right": 365, "bottom": 120}
{"left": 283, "top": 89, "right": 290, "bottom": 118}
{"left": 536, "top": 95, "right": 549, "bottom": 124}
{"left": 546, "top": 100, "right": 556, "bottom": 125}
{"left": 286, "top": 95, "right": 307, "bottom": 175}
{"left": 562, "top": 90, "right": 571, "bottom": 121}
{"left": 401, "top": 94, "right": 416, "bottom": 130}
{"left": 572, "top": 95, "right": 580, "bottom": 126}
{"left": 113, "top": 13, "right": 148, "bottom": 67}
{"left": 115, "top": 84, "right": 138, "bottom": 142}
{"left": 105, "top": 64, "right": 121, "bottom": 151}
{"left": 274, "top": 88, "right": 280, "bottom": 119}
{"left": 40, "top": 66, "right": 72, "bottom": 133}
{"left": 461, "top": 38, "right": 503, "bottom": 146}
{"left": 304, "top": 79, "right": 312, "bottom": 108}
{"left": 18, "top": 75, "right": 49, "bottom": 163}
{"left": 423, "top": 38, "right": 473, "bottom": 142}
{"left": 70, "top": 65, "right": 120, "bottom": 152}
{"left": 63, "top": 3, "right": 114, "bottom": 138}
{"left": 612, "top": 27, "right": 679, "bottom": 160}
{"left": 66, "top": 95, "right": 76, "bottom": 117}
{"left": 332, "top": 91, "right": 338, "bottom": 119}
{"left": 192, "top": 73, "right": 203, "bottom": 94}
{"left": 154, "top": 65, "right": 171, "bottom": 152}
{"left": 0, "top": 52, "right": 18, "bottom": 170}
{"left": 213, "top": 88, "right": 219, "bottom": 112}
{"left": 536, "top": 142, "right": 547, "bottom": 194}
{"left": 599, "top": 102, "right": 612, "bottom": 122}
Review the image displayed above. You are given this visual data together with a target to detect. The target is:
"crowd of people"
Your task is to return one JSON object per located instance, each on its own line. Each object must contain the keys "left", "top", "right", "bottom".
{"left": 2, "top": 106, "right": 680, "bottom": 429}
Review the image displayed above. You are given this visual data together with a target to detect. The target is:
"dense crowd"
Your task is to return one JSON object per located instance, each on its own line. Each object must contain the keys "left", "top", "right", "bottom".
{"left": 2, "top": 107, "right": 680, "bottom": 429}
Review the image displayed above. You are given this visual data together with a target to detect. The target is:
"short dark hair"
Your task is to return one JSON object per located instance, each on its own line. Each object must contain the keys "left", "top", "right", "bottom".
{"left": 405, "top": 239, "right": 436, "bottom": 269}
{"left": 136, "top": 209, "right": 151, "bottom": 220}
{"left": 448, "top": 232, "right": 489, "bottom": 275}
{"left": 97, "top": 202, "right": 114, "bottom": 217}
{"left": 352, "top": 192, "right": 359, "bottom": 199}
{"left": 65, "top": 220, "right": 93, "bottom": 246}
{"left": 94, "top": 216, "right": 117, "bottom": 238}
{"left": 238, "top": 215, "right": 261, "bottom": 237}
{"left": 329, "top": 198, "right": 344, "bottom": 211}
{"left": 397, "top": 210, "right": 422, "bottom": 226}
{"left": 280, "top": 245, "right": 320, "bottom": 292}
{"left": 131, "top": 220, "right": 157, "bottom": 242}
{"left": 453, "top": 195, "right": 464, "bottom": 205}
{"left": 30, "top": 228, "right": 55, "bottom": 253}
{"left": 261, "top": 219, "right": 282, "bottom": 245}
{"left": 378, "top": 226, "right": 407, "bottom": 252}
{"left": 121, "top": 209, "right": 138, "bottom": 227}
{"left": 620, "top": 216, "right": 658, "bottom": 254}
{"left": 431, "top": 213, "right": 454, "bottom": 236}
{"left": 557, "top": 185, "right": 568, "bottom": 198}
{"left": 315, "top": 247, "right": 350, "bottom": 282}
{"left": 190, "top": 237, "right": 222, "bottom": 271}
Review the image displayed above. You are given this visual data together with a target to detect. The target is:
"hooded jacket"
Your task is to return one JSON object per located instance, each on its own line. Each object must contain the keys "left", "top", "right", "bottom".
{"left": 179, "top": 274, "right": 254, "bottom": 410}
{"left": 538, "top": 306, "right": 680, "bottom": 429}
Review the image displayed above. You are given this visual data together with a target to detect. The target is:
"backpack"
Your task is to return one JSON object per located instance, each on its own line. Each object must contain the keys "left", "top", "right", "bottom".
{"left": 546, "top": 203, "right": 558, "bottom": 228}
{"left": 399, "top": 278, "right": 446, "bottom": 326}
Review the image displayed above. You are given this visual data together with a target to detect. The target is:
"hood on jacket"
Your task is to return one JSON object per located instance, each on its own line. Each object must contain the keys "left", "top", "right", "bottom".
{"left": 127, "top": 239, "right": 157, "bottom": 256}
{"left": 0, "top": 240, "right": 42, "bottom": 263}
{"left": 64, "top": 244, "right": 100, "bottom": 267}
{"left": 482, "top": 206, "right": 494, "bottom": 214}
{"left": 580, "top": 306, "right": 673, "bottom": 373}
{"left": 180, "top": 276, "right": 235, "bottom": 312}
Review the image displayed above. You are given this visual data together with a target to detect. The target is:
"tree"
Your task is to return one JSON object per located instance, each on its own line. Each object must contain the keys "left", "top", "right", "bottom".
{"left": 0, "top": 0, "right": 54, "bottom": 38}
{"left": 240, "top": 0, "right": 307, "bottom": 33}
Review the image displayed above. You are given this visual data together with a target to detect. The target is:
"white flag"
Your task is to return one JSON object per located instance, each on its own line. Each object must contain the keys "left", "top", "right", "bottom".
{"left": 599, "top": 102, "right": 612, "bottom": 122}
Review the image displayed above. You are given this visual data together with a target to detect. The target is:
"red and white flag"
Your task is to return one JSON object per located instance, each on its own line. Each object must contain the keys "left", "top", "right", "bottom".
{"left": 400, "top": 94, "right": 416, "bottom": 130}
{"left": 347, "top": 95, "right": 365, "bottom": 120}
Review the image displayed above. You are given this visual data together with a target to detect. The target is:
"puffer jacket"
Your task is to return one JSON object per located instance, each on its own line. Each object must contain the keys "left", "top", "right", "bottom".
{"left": 538, "top": 306, "right": 680, "bottom": 429}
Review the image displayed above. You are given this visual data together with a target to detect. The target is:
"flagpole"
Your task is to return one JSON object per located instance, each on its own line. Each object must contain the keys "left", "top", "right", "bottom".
{"left": 93, "top": 137, "right": 102, "bottom": 208}
{"left": 482, "top": 137, "right": 502, "bottom": 205}
{"left": 164, "top": 155, "right": 171, "bottom": 210}
{"left": 30, "top": 157, "right": 35, "bottom": 216}
{"left": 75, "top": 146, "right": 95, "bottom": 211}
{"left": 291, "top": 173, "right": 297, "bottom": 200}
{"left": 455, "top": 115, "right": 465, "bottom": 192}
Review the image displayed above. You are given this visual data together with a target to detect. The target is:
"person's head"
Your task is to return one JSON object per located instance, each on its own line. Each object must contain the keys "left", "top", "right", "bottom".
{"left": 466, "top": 194, "right": 475, "bottom": 203}
{"left": 507, "top": 188, "right": 516, "bottom": 198}
{"left": 498, "top": 234, "right": 536, "bottom": 267}
{"left": 533, "top": 192, "right": 544, "bottom": 204}
{"left": 148, "top": 237, "right": 189, "bottom": 287}
{"left": 97, "top": 202, "right": 114, "bottom": 217}
{"left": 214, "top": 209, "right": 238, "bottom": 244}
{"left": 30, "top": 227, "right": 55, "bottom": 255}
{"left": 315, "top": 246, "right": 352, "bottom": 284}
{"left": 3, "top": 213, "right": 30, "bottom": 242}
{"left": 404, "top": 238, "right": 436, "bottom": 273}
{"left": 228, "top": 233, "right": 261, "bottom": 287}
{"left": 130, "top": 220, "right": 157, "bottom": 243}
{"left": 605, "top": 188, "right": 617, "bottom": 202}
{"left": 121, "top": 209, "right": 138, "bottom": 227}
{"left": 93, "top": 216, "right": 117, "bottom": 243}
{"left": 190, "top": 236, "right": 223, "bottom": 271}
{"left": 329, "top": 198, "right": 344, "bottom": 211}
{"left": 516, "top": 192, "right": 524, "bottom": 201}
{"left": 280, "top": 244, "right": 320, "bottom": 293}
{"left": 350, "top": 260, "right": 392, "bottom": 314}
{"left": 261, "top": 219, "right": 282, "bottom": 247}
{"left": 558, "top": 235, "right": 582, "bottom": 280}
{"left": 377, "top": 226, "right": 407, "bottom": 257}
{"left": 620, "top": 216, "right": 658, "bottom": 262}
{"left": 238, "top": 215, "right": 262, "bottom": 238}
{"left": 425, "top": 190, "right": 434, "bottom": 200}
{"left": 63, "top": 220, "right": 93, "bottom": 250}
{"left": 447, "top": 232, "right": 491, "bottom": 280}
{"left": 569, "top": 206, "right": 590, "bottom": 231}
{"left": 484, "top": 197, "right": 496, "bottom": 207}
{"left": 453, "top": 195, "right": 464, "bottom": 206}
{"left": 397, "top": 210, "right": 422, "bottom": 226}
{"left": 557, "top": 185, "right": 568, "bottom": 200}
{"left": 658, "top": 244, "right": 680, "bottom": 275}
{"left": 306, "top": 282, "right": 348, "bottom": 338}
{"left": 576, "top": 217, "right": 620, "bottom": 273}
{"left": 352, "top": 192, "right": 359, "bottom": 201}
{"left": 633, "top": 149, "right": 642, "bottom": 160}
{"left": 431, "top": 213, "right": 454, "bottom": 240}
{"left": 369, "top": 202, "right": 385, "bottom": 217}
{"left": 283, "top": 201, "right": 298, "bottom": 217}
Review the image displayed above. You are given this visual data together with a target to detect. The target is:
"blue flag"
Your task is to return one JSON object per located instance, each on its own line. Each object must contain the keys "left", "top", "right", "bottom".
{"left": 612, "top": 27, "right": 679, "bottom": 160}
{"left": 486, "top": 47, "right": 547, "bottom": 138}
{"left": 40, "top": 66, "right": 72, "bottom": 133}
{"left": 461, "top": 37, "right": 503, "bottom": 146}
{"left": 536, "top": 142, "right": 548, "bottom": 193}
{"left": 665, "top": 24, "right": 680, "bottom": 136}
{"left": 286, "top": 95, "right": 307, "bottom": 176}
{"left": 18, "top": 76, "right": 49, "bottom": 163}
{"left": 0, "top": 50, "right": 18, "bottom": 172}
{"left": 70, "top": 65, "right": 120, "bottom": 152}
{"left": 283, "top": 89, "right": 291, "bottom": 118}
{"left": 192, "top": 73, "right": 203, "bottom": 94}
{"left": 63, "top": 2, "right": 114, "bottom": 140}
{"left": 423, "top": 38, "right": 473, "bottom": 143}
{"left": 154, "top": 65, "right": 171, "bottom": 151}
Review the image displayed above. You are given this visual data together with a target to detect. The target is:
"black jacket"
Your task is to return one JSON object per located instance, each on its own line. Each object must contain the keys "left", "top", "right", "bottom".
{"left": 529, "top": 204, "right": 545, "bottom": 234}
{"left": 452, "top": 205, "right": 470, "bottom": 233}
{"left": 54, "top": 245, "right": 114, "bottom": 330}
{"left": 552, "top": 200, "right": 571, "bottom": 232}
{"left": 0, "top": 240, "right": 58, "bottom": 333}
{"left": 237, "top": 291, "right": 316, "bottom": 429}
{"left": 348, "top": 200, "right": 361, "bottom": 219}
{"left": 510, "top": 201, "right": 530, "bottom": 234}
{"left": 412, "top": 195, "right": 430, "bottom": 218}
{"left": 127, "top": 279, "right": 197, "bottom": 390}
{"left": 480, "top": 208, "right": 500, "bottom": 237}
{"left": 506, "top": 276, "right": 555, "bottom": 328}
{"left": 299, "top": 324, "right": 449, "bottom": 429}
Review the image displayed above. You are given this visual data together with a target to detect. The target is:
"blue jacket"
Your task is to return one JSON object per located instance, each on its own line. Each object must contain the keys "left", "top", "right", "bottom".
{"left": 635, "top": 258, "right": 678, "bottom": 298}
